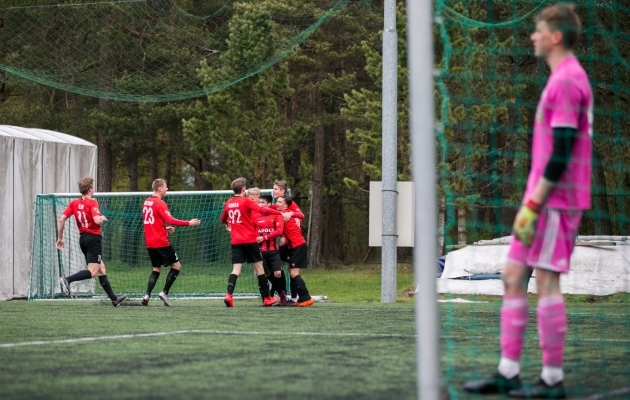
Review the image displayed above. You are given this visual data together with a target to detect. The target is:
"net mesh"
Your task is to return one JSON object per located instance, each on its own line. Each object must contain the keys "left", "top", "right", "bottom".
{"left": 0, "top": 0, "right": 368, "bottom": 102}
{"left": 435, "top": 0, "right": 630, "bottom": 397}
{"left": 29, "top": 190, "right": 278, "bottom": 299}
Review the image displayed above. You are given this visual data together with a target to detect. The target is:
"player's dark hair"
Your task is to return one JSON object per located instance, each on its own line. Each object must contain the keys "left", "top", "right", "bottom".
{"left": 78, "top": 177, "right": 94, "bottom": 195}
{"left": 260, "top": 194, "right": 273, "bottom": 204}
{"left": 231, "top": 177, "right": 247, "bottom": 194}
{"left": 281, "top": 194, "right": 293, "bottom": 207}
{"left": 152, "top": 179, "right": 167, "bottom": 191}
{"left": 536, "top": 3, "right": 581, "bottom": 49}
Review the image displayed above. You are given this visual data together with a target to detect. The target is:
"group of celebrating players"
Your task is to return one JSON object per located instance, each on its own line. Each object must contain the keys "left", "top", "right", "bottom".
{"left": 56, "top": 176, "right": 313, "bottom": 308}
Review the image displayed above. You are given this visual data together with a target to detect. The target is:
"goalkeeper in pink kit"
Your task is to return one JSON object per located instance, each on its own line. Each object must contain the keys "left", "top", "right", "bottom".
{"left": 464, "top": 3, "right": 593, "bottom": 398}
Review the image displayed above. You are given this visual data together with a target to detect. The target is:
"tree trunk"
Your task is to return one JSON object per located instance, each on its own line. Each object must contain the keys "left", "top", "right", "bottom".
{"left": 501, "top": 106, "right": 518, "bottom": 235}
{"left": 457, "top": 206, "right": 467, "bottom": 245}
{"left": 194, "top": 156, "right": 212, "bottom": 190}
{"left": 165, "top": 132, "right": 173, "bottom": 184}
{"left": 308, "top": 110, "right": 325, "bottom": 268}
{"left": 127, "top": 145, "right": 139, "bottom": 192}
{"left": 150, "top": 151, "right": 159, "bottom": 182}
{"left": 438, "top": 197, "right": 445, "bottom": 255}
{"left": 97, "top": 100, "right": 112, "bottom": 192}
{"left": 592, "top": 144, "right": 612, "bottom": 234}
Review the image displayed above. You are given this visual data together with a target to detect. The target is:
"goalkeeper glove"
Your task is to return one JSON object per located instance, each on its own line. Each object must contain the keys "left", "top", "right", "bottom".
{"left": 513, "top": 199, "right": 542, "bottom": 247}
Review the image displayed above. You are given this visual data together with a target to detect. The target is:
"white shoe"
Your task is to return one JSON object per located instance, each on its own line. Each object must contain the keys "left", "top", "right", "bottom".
{"left": 158, "top": 291, "right": 171, "bottom": 306}
{"left": 141, "top": 294, "right": 150, "bottom": 306}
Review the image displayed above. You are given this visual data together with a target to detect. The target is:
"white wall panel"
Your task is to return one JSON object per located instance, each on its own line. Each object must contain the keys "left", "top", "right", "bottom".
{"left": 0, "top": 135, "right": 14, "bottom": 300}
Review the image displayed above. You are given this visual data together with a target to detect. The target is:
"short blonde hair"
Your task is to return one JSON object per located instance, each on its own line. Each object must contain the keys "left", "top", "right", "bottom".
{"left": 78, "top": 177, "right": 94, "bottom": 195}
{"left": 246, "top": 187, "right": 260, "bottom": 199}
{"left": 273, "top": 180, "right": 288, "bottom": 192}
{"left": 231, "top": 177, "right": 247, "bottom": 194}
{"left": 152, "top": 179, "right": 167, "bottom": 191}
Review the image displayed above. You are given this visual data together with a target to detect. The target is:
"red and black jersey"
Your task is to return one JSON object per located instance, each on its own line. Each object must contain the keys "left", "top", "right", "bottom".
{"left": 142, "top": 195, "right": 190, "bottom": 248}
{"left": 282, "top": 215, "right": 306, "bottom": 249}
{"left": 221, "top": 195, "right": 282, "bottom": 245}
{"left": 255, "top": 214, "right": 284, "bottom": 252}
{"left": 63, "top": 197, "right": 103, "bottom": 236}
{"left": 270, "top": 201, "right": 304, "bottom": 219}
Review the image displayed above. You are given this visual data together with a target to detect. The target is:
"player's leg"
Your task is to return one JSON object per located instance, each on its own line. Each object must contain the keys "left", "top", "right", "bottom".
{"left": 158, "top": 247, "right": 181, "bottom": 306}
{"left": 463, "top": 223, "right": 539, "bottom": 394}
{"left": 249, "top": 245, "right": 277, "bottom": 306}
{"left": 97, "top": 261, "right": 127, "bottom": 306}
{"left": 143, "top": 248, "right": 164, "bottom": 305}
{"left": 59, "top": 234, "right": 97, "bottom": 296}
{"left": 508, "top": 210, "right": 578, "bottom": 399}
{"left": 289, "top": 244, "right": 313, "bottom": 307}
{"left": 280, "top": 245, "right": 297, "bottom": 304}
{"left": 225, "top": 245, "right": 245, "bottom": 307}
{"left": 270, "top": 251, "right": 286, "bottom": 305}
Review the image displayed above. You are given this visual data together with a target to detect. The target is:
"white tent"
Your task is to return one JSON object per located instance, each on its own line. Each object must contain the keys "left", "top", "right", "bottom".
{"left": 0, "top": 125, "right": 97, "bottom": 300}
{"left": 437, "top": 236, "right": 630, "bottom": 296}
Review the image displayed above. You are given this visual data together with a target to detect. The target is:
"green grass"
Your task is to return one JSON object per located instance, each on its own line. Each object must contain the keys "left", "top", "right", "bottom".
{"left": 4, "top": 266, "right": 630, "bottom": 400}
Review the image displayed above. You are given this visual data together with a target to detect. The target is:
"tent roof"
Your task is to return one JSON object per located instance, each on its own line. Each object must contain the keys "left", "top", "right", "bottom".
{"left": 0, "top": 125, "right": 96, "bottom": 147}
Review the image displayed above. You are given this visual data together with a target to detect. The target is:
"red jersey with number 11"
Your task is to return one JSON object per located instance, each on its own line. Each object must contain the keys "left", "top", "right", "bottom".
{"left": 143, "top": 195, "right": 190, "bottom": 248}
{"left": 63, "top": 197, "right": 102, "bottom": 236}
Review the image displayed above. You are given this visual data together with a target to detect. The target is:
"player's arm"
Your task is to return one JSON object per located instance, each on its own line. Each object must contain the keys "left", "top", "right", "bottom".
{"left": 158, "top": 203, "right": 200, "bottom": 226}
{"left": 245, "top": 200, "right": 282, "bottom": 216}
{"left": 264, "top": 216, "right": 284, "bottom": 241}
{"left": 220, "top": 205, "right": 229, "bottom": 224}
{"left": 56, "top": 212, "right": 70, "bottom": 250}
{"left": 90, "top": 200, "right": 107, "bottom": 225}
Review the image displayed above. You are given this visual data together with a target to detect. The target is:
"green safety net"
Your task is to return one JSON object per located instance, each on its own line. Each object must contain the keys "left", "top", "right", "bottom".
{"left": 435, "top": 0, "right": 630, "bottom": 398}
{"left": 0, "top": 0, "right": 368, "bottom": 102}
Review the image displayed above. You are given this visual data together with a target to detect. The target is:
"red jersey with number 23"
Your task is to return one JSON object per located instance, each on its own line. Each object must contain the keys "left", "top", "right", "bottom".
{"left": 63, "top": 197, "right": 102, "bottom": 236}
{"left": 221, "top": 196, "right": 282, "bottom": 245}
{"left": 143, "top": 195, "right": 190, "bottom": 248}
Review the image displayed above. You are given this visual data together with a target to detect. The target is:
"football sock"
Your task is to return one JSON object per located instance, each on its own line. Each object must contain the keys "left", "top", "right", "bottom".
{"left": 538, "top": 295, "right": 566, "bottom": 384}
{"left": 498, "top": 295, "right": 528, "bottom": 378}
{"left": 290, "top": 276, "right": 298, "bottom": 300}
{"left": 146, "top": 271, "right": 160, "bottom": 295}
{"left": 162, "top": 268, "right": 180, "bottom": 295}
{"left": 227, "top": 273, "right": 238, "bottom": 295}
{"left": 541, "top": 366, "right": 564, "bottom": 386}
{"left": 66, "top": 269, "right": 92, "bottom": 284}
{"left": 292, "top": 275, "right": 311, "bottom": 301}
{"left": 98, "top": 275, "right": 117, "bottom": 301}
{"left": 257, "top": 274, "right": 271, "bottom": 298}
{"left": 279, "top": 270, "right": 287, "bottom": 295}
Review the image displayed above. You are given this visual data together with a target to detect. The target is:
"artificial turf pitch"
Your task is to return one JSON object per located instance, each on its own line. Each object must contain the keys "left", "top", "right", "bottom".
{"left": 0, "top": 300, "right": 628, "bottom": 399}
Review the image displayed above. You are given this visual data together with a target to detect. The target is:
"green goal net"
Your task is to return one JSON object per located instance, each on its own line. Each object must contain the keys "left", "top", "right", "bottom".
{"left": 29, "top": 190, "right": 277, "bottom": 300}
{"left": 433, "top": 0, "right": 630, "bottom": 397}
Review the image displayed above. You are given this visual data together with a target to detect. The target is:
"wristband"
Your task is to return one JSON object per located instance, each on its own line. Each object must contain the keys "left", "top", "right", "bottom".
{"left": 525, "top": 199, "right": 542, "bottom": 213}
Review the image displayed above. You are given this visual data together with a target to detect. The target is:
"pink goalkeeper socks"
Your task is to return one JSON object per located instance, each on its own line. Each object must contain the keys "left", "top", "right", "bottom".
{"left": 500, "top": 295, "right": 529, "bottom": 362}
{"left": 537, "top": 295, "right": 567, "bottom": 368}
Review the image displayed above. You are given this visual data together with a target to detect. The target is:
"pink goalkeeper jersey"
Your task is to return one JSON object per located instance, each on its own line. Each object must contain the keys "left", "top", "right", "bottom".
{"left": 525, "top": 55, "right": 593, "bottom": 210}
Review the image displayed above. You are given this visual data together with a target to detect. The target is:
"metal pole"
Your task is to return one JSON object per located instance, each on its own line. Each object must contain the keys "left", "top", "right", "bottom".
{"left": 407, "top": 0, "right": 440, "bottom": 398}
{"left": 381, "top": 0, "right": 398, "bottom": 303}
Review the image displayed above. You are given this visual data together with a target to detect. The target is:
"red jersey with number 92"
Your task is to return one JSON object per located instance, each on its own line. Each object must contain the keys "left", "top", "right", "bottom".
{"left": 63, "top": 197, "right": 102, "bottom": 236}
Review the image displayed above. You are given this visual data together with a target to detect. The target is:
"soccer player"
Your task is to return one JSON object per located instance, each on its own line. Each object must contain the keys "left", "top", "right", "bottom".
{"left": 256, "top": 194, "right": 287, "bottom": 305}
{"left": 57, "top": 177, "right": 127, "bottom": 307}
{"left": 276, "top": 195, "right": 314, "bottom": 307}
{"left": 463, "top": 4, "right": 592, "bottom": 398}
{"left": 271, "top": 179, "right": 305, "bottom": 303}
{"left": 221, "top": 177, "right": 283, "bottom": 307}
{"left": 141, "top": 179, "right": 201, "bottom": 306}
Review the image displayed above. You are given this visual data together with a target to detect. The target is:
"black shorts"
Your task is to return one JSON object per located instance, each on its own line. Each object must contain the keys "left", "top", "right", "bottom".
{"left": 289, "top": 243, "right": 308, "bottom": 269}
{"left": 261, "top": 251, "right": 282, "bottom": 275}
{"left": 280, "top": 245, "right": 291, "bottom": 263}
{"left": 232, "top": 243, "right": 262, "bottom": 264}
{"left": 79, "top": 233, "right": 102, "bottom": 265}
{"left": 147, "top": 246, "right": 179, "bottom": 267}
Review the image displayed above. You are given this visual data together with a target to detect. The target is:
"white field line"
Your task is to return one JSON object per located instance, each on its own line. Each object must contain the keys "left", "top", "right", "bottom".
{"left": 2, "top": 329, "right": 630, "bottom": 349}
{"left": 572, "top": 386, "right": 630, "bottom": 400}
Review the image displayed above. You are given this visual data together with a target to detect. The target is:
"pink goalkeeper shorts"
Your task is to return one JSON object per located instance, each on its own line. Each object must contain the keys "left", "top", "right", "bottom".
{"left": 507, "top": 208, "right": 582, "bottom": 274}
